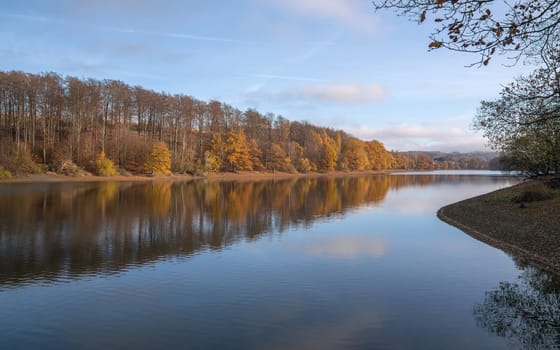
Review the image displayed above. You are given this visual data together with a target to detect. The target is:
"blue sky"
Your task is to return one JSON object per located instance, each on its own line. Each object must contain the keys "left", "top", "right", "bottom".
{"left": 0, "top": 0, "right": 533, "bottom": 152}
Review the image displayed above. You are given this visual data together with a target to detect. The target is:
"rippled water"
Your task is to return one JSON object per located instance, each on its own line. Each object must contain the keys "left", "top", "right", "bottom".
{"left": 1, "top": 172, "right": 559, "bottom": 349}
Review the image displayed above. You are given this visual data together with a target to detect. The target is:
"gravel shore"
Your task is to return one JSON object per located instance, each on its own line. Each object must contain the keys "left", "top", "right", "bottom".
{"left": 438, "top": 178, "right": 560, "bottom": 275}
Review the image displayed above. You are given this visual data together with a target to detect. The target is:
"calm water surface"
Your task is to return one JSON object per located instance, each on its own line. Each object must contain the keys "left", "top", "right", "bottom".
{"left": 1, "top": 172, "right": 559, "bottom": 349}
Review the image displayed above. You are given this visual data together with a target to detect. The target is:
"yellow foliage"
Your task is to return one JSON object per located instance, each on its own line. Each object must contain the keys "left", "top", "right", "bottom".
{"left": 94, "top": 151, "right": 118, "bottom": 176}
{"left": 340, "top": 138, "right": 370, "bottom": 171}
{"left": 0, "top": 165, "right": 12, "bottom": 179}
{"left": 364, "top": 140, "right": 393, "bottom": 170}
{"left": 144, "top": 142, "right": 172, "bottom": 175}
{"left": 204, "top": 150, "right": 221, "bottom": 172}
{"left": 320, "top": 135, "right": 338, "bottom": 171}
{"left": 225, "top": 130, "right": 252, "bottom": 171}
{"left": 268, "top": 143, "right": 292, "bottom": 172}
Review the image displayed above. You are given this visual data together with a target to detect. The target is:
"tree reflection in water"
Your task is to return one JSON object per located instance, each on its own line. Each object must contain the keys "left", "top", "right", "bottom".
{"left": 0, "top": 174, "right": 505, "bottom": 287}
{"left": 474, "top": 260, "right": 560, "bottom": 349}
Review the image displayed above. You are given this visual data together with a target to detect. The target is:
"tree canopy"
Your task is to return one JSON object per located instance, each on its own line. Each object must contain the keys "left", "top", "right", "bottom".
{"left": 474, "top": 54, "right": 560, "bottom": 175}
{"left": 372, "top": 0, "right": 560, "bottom": 65}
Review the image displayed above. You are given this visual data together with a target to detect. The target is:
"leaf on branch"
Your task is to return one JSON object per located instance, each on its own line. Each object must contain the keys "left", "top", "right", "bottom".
{"left": 495, "top": 27, "right": 503, "bottom": 38}
{"left": 420, "top": 10, "right": 426, "bottom": 23}
{"left": 429, "top": 40, "right": 443, "bottom": 48}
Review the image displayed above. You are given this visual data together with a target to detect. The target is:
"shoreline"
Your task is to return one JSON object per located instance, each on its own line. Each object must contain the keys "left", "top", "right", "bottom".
{"left": 437, "top": 180, "right": 560, "bottom": 276}
{"left": 0, "top": 170, "right": 399, "bottom": 184}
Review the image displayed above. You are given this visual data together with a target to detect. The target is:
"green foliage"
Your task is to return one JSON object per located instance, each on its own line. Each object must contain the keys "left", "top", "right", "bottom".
{"left": 144, "top": 142, "right": 172, "bottom": 175}
{"left": 0, "top": 165, "right": 12, "bottom": 179}
{"left": 94, "top": 151, "right": 118, "bottom": 176}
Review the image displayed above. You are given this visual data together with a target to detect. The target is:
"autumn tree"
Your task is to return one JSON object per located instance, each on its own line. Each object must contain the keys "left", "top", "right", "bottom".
{"left": 340, "top": 138, "right": 370, "bottom": 171}
{"left": 289, "top": 141, "right": 313, "bottom": 173}
{"left": 372, "top": 0, "right": 560, "bottom": 65}
{"left": 204, "top": 132, "right": 224, "bottom": 172}
{"left": 248, "top": 138, "right": 265, "bottom": 171}
{"left": 391, "top": 152, "right": 413, "bottom": 169}
{"left": 364, "top": 140, "right": 393, "bottom": 170}
{"left": 321, "top": 133, "right": 339, "bottom": 172}
{"left": 267, "top": 143, "right": 293, "bottom": 172}
{"left": 304, "top": 129, "right": 324, "bottom": 170}
{"left": 144, "top": 142, "right": 172, "bottom": 175}
{"left": 412, "top": 152, "right": 435, "bottom": 170}
{"left": 225, "top": 129, "right": 252, "bottom": 171}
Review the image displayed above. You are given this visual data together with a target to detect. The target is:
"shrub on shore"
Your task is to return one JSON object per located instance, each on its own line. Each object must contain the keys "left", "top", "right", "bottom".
{"left": 512, "top": 182, "right": 553, "bottom": 203}
{"left": 0, "top": 165, "right": 11, "bottom": 179}
{"left": 0, "top": 147, "right": 41, "bottom": 175}
{"left": 144, "top": 142, "right": 172, "bottom": 175}
{"left": 94, "top": 151, "right": 118, "bottom": 177}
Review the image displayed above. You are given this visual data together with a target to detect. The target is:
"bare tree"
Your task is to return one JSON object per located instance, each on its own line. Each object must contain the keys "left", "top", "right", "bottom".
{"left": 372, "top": 0, "right": 560, "bottom": 65}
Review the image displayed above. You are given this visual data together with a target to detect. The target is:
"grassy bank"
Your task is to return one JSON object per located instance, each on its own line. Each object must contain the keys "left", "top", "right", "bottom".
{"left": 438, "top": 177, "right": 560, "bottom": 275}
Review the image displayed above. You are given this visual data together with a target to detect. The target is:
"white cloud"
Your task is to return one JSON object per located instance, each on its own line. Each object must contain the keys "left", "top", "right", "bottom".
{"left": 346, "top": 117, "right": 489, "bottom": 152}
{"left": 262, "top": 0, "right": 376, "bottom": 32}
{"left": 302, "top": 84, "right": 387, "bottom": 103}
{"left": 249, "top": 83, "right": 388, "bottom": 104}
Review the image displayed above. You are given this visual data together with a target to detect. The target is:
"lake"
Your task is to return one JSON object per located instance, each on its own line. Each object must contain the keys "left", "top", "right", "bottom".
{"left": 1, "top": 171, "right": 559, "bottom": 349}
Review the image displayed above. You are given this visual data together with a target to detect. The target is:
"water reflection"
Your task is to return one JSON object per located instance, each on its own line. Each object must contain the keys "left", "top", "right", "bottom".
{"left": 301, "top": 236, "right": 388, "bottom": 259}
{"left": 0, "top": 174, "right": 511, "bottom": 288}
{"left": 474, "top": 260, "right": 560, "bottom": 349}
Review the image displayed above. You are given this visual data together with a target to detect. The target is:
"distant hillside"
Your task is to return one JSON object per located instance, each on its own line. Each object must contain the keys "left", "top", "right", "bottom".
{"left": 401, "top": 151, "right": 500, "bottom": 170}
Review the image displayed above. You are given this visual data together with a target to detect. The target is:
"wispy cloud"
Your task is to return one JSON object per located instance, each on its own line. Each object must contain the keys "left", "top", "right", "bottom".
{"left": 115, "top": 28, "right": 254, "bottom": 45}
{"left": 346, "top": 118, "right": 488, "bottom": 152}
{"left": 0, "top": 13, "right": 53, "bottom": 23}
{"left": 251, "top": 74, "right": 324, "bottom": 82}
{"left": 262, "top": 0, "right": 377, "bottom": 33}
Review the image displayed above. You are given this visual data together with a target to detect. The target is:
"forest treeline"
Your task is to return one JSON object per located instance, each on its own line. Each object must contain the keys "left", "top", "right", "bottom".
{"left": 0, "top": 71, "right": 491, "bottom": 177}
